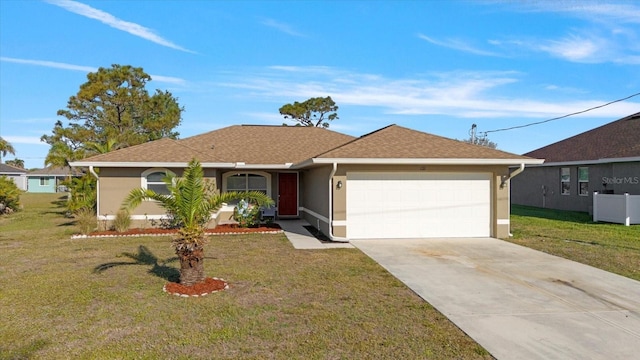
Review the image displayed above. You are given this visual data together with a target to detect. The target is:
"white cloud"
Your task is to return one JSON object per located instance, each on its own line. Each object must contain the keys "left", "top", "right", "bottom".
{"left": 261, "top": 18, "right": 305, "bottom": 37}
{"left": 44, "top": 0, "right": 194, "bottom": 53}
{"left": 216, "top": 65, "right": 639, "bottom": 120}
{"left": 3, "top": 136, "right": 47, "bottom": 145}
{"left": 0, "top": 57, "right": 186, "bottom": 85}
{"left": 417, "top": 33, "right": 499, "bottom": 56}
{"left": 498, "top": 2, "right": 640, "bottom": 64}
{"left": 0, "top": 56, "right": 95, "bottom": 72}
{"left": 538, "top": 34, "right": 600, "bottom": 62}
{"left": 525, "top": 2, "right": 640, "bottom": 24}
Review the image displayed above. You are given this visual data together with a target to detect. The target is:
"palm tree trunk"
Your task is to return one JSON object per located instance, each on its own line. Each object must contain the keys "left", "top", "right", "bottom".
{"left": 176, "top": 246, "right": 205, "bottom": 286}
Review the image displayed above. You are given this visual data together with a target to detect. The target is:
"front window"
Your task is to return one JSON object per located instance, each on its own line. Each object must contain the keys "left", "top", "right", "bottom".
{"left": 141, "top": 168, "right": 175, "bottom": 196}
{"left": 578, "top": 167, "right": 589, "bottom": 196}
{"left": 40, "top": 177, "right": 49, "bottom": 186}
{"left": 561, "top": 167, "right": 570, "bottom": 195}
{"left": 225, "top": 173, "right": 268, "bottom": 194}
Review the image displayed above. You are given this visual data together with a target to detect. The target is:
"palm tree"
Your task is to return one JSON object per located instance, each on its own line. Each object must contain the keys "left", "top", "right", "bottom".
{"left": 0, "top": 136, "right": 16, "bottom": 163}
{"left": 121, "top": 159, "right": 274, "bottom": 286}
{"left": 5, "top": 159, "right": 25, "bottom": 169}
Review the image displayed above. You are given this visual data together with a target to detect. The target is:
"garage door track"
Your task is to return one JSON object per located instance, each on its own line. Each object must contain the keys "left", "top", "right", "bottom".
{"left": 351, "top": 238, "right": 640, "bottom": 360}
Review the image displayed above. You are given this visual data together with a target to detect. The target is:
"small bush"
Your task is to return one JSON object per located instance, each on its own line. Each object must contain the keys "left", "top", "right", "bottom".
{"left": 75, "top": 208, "right": 97, "bottom": 235}
{"left": 112, "top": 209, "right": 131, "bottom": 232}
{"left": 233, "top": 199, "right": 261, "bottom": 228}
{"left": 0, "top": 176, "right": 22, "bottom": 214}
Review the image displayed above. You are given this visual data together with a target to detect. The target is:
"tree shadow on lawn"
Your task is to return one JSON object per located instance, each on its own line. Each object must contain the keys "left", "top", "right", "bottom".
{"left": 1, "top": 339, "right": 49, "bottom": 360}
{"left": 94, "top": 245, "right": 180, "bottom": 282}
{"left": 511, "top": 205, "right": 593, "bottom": 224}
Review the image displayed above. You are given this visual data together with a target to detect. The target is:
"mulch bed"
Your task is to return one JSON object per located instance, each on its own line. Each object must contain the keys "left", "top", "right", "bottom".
{"left": 72, "top": 223, "right": 283, "bottom": 239}
{"left": 163, "top": 277, "right": 229, "bottom": 298}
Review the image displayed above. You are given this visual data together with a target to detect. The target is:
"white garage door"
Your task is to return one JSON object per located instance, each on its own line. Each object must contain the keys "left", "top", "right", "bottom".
{"left": 346, "top": 172, "right": 491, "bottom": 239}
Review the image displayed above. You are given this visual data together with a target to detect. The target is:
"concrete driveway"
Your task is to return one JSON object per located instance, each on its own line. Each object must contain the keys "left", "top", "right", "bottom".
{"left": 351, "top": 238, "right": 640, "bottom": 360}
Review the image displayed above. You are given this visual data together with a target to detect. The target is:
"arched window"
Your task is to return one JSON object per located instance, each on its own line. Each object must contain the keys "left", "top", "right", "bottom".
{"left": 141, "top": 168, "right": 175, "bottom": 196}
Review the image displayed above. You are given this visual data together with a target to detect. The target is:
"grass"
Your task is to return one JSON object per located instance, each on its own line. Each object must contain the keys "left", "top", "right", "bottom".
{"left": 0, "top": 194, "right": 491, "bottom": 359}
{"left": 509, "top": 205, "right": 640, "bottom": 281}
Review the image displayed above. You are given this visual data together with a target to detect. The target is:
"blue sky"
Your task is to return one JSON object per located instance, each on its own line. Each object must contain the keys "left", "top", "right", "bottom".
{"left": 1, "top": 0, "right": 639, "bottom": 169}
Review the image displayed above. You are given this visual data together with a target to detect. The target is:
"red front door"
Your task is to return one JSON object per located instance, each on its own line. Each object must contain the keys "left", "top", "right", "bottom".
{"left": 278, "top": 173, "right": 298, "bottom": 216}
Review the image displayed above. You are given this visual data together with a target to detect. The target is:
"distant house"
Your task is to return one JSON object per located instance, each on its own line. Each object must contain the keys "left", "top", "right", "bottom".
{"left": 511, "top": 112, "right": 640, "bottom": 213}
{"left": 0, "top": 163, "right": 28, "bottom": 191}
{"left": 27, "top": 166, "right": 82, "bottom": 193}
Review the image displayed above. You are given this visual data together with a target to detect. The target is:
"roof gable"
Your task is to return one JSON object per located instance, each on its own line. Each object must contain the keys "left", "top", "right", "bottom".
{"left": 525, "top": 112, "right": 640, "bottom": 162}
{"left": 317, "top": 125, "right": 532, "bottom": 160}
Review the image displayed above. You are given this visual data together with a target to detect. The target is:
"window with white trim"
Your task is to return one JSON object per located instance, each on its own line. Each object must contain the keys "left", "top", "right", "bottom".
{"left": 224, "top": 173, "right": 268, "bottom": 193}
{"left": 40, "top": 177, "right": 49, "bottom": 186}
{"left": 141, "top": 168, "right": 174, "bottom": 196}
{"left": 578, "top": 167, "right": 589, "bottom": 196}
{"left": 560, "top": 167, "right": 570, "bottom": 195}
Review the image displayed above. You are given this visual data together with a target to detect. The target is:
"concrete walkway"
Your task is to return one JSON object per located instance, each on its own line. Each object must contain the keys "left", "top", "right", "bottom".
{"left": 351, "top": 237, "right": 640, "bottom": 360}
{"left": 278, "top": 219, "right": 353, "bottom": 250}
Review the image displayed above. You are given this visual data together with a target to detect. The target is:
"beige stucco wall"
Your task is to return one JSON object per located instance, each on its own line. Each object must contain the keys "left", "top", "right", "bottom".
{"left": 97, "top": 163, "right": 514, "bottom": 239}
{"left": 97, "top": 167, "right": 220, "bottom": 229}
{"left": 300, "top": 166, "right": 332, "bottom": 236}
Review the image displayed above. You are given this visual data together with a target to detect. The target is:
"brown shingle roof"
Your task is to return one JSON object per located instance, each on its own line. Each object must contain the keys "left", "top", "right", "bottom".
{"left": 318, "top": 124, "right": 533, "bottom": 160}
{"left": 525, "top": 112, "right": 640, "bottom": 162}
{"left": 79, "top": 138, "right": 212, "bottom": 164}
{"left": 181, "top": 125, "right": 356, "bottom": 164}
{"left": 0, "top": 163, "right": 27, "bottom": 174}
{"left": 28, "top": 166, "right": 83, "bottom": 176}
{"left": 76, "top": 126, "right": 356, "bottom": 165}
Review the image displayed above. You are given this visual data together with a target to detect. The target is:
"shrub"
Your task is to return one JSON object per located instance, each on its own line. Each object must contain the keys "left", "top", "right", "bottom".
{"left": 0, "top": 176, "right": 22, "bottom": 215}
{"left": 75, "top": 208, "right": 97, "bottom": 235}
{"left": 64, "top": 174, "right": 97, "bottom": 214}
{"left": 112, "top": 209, "right": 131, "bottom": 232}
{"left": 233, "top": 199, "right": 261, "bottom": 227}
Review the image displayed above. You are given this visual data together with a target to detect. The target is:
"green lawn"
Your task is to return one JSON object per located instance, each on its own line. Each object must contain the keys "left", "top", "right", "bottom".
{"left": 0, "top": 194, "right": 491, "bottom": 360}
{"left": 509, "top": 205, "right": 640, "bottom": 281}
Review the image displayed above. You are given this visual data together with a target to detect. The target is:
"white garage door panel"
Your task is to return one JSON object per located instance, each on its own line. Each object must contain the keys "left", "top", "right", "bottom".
{"left": 347, "top": 172, "right": 491, "bottom": 239}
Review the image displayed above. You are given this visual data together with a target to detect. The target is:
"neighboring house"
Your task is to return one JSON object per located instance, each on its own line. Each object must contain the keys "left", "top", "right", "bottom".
{"left": 511, "top": 112, "right": 640, "bottom": 213}
{"left": 0, "top": 163, "right": 28, "bottom": 191}
{"left": 70, "top": 124, "right": 542, "bottom": 240}
{"left": 27, "top": 166, "right": 82, "bottom": 193}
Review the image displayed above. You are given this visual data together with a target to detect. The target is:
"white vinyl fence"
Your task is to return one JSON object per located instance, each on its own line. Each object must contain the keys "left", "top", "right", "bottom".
{"left": 593, "top": 192, "right": 640, "bottom": 226}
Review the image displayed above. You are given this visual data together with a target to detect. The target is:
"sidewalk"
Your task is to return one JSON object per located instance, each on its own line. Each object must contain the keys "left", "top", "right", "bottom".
{"left": 278, "top": 219, "right": 353, "bottom": 250}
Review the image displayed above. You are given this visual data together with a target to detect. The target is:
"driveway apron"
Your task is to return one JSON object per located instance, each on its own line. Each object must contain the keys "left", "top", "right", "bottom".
{"left": 351, "top": 238, "right": 640, "bottom": 360}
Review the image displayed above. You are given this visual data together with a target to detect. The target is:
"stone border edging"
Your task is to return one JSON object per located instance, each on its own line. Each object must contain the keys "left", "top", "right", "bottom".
{"left": 71, "top": 229, "right": 284, "bottom": 239}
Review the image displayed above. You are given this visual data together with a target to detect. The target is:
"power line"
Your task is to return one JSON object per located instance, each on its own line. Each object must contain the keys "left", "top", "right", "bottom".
{"left": 483, "top": 92, "right": 640, "bottom": 134}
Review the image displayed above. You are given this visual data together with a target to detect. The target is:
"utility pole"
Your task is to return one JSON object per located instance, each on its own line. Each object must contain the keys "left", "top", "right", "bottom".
{"left": 469, "top": 124, "right": 477, "bottom": 145}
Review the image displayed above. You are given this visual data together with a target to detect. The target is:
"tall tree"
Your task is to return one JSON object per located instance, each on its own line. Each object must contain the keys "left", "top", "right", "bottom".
{"left": 41, "top": 64, "right": 183, "bottom": 165}
{"left": 462, "top": 137, "right": 498, "bottom": 149}
{"left": 0, "top": 136, "right": 16, "bottom": 163}
{"left": 279, "top": 96, "right": 339, "bottom": 128}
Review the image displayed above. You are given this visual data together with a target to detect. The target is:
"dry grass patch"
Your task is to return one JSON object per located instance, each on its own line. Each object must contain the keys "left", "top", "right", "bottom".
{"left": 509, "top": 205, "right": 640, "bottom": 281}
{"left": 1, "top": 194, "right": 491, "bottom": 359}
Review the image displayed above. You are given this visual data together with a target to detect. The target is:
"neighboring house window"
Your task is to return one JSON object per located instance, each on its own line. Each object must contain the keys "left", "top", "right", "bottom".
{"left": 223, "top": 172, "right": 271, "bottom": 197}
{"left": 560, "top": 168, "right": 570, "bottom": 195}
{"left": 141, "top": 169, "right": 174, "bottom": 196}
{"left": 578, "top": 167, "right": 589, "bottom": 196}
{"left": 40, "top": 177, "right": 49, "bottom": 186}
